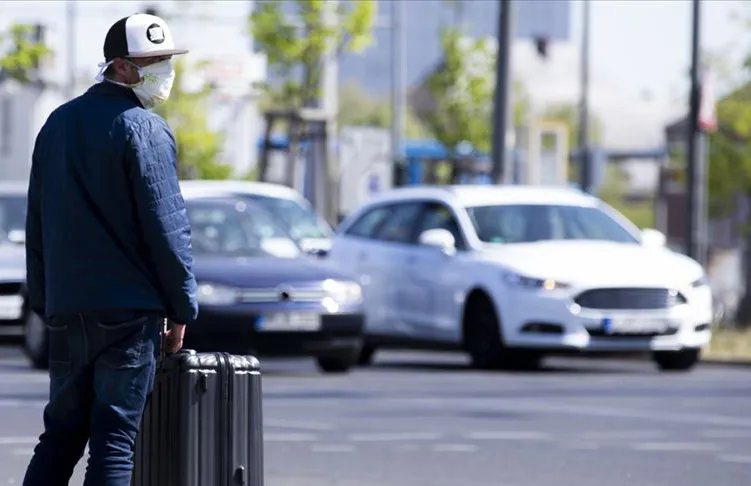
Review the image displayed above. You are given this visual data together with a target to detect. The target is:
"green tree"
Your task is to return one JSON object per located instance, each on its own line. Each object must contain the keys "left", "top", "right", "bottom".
{"left": 337, "top": 82, "right": 430, "bottom": 139}
{"left": 154, "top": 59, "right": 230, "bottom": 180}
{"left": 540, "top": 103, "right": 605, "bottom": 150}
{"left": 0, "top": 24, "right": 51, "bottom": 83}
{"left": 250, "top": 0, "right": 377, "bottom": 108}
{"left": 415, "top": 26, "right": 531, "bottom": 154}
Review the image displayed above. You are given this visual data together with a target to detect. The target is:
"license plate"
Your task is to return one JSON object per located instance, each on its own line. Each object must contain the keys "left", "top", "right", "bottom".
{"left": 0, "top": 295, "right": 24, "bottom": 320}
{"left": 602, "top": 316, "right": 676, "bottom": 334}
{"left": 256, "top": 312, "right": 321, "bottom": 332}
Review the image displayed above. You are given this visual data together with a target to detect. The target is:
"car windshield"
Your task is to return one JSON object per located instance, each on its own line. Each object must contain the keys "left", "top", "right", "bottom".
{"left": 466, "top": 204, "right": 640, "bottom": 245}
{"left": 0, "top": 195, "right": 26, "bottom": 244}
{"left": 242, "top": 194, "right": 332, "bottom": 241}
{"left": 186, "top": 200, "right": 301, "bottom": 259}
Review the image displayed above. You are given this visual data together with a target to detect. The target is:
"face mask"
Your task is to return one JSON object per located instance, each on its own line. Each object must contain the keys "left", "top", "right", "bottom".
{"left": 128, "top": 59, "right": 175, "bottom": 109}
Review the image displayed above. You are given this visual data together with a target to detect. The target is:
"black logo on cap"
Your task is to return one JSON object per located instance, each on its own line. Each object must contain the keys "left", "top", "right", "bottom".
{"left": 146, "top": 23, "right": 165, "bottom": 44}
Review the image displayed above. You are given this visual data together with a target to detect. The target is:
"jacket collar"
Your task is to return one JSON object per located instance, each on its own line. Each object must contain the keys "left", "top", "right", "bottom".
{"left": 86, "top": 81, "right": 144, "bottom": 108}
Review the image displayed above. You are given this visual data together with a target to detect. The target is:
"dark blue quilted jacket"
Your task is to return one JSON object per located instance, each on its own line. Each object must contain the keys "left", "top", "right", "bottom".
{"left": 25, "top": 82, "right": 199, "bottom": 325}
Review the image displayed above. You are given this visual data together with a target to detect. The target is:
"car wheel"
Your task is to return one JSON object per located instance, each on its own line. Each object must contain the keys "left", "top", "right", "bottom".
{"left": 23, "top": 312, "right": 49, "bottom": 370}
{"left": 316, "top": 351, "right": 358, "bottom": 374}
{"left": 653, "top": 348, "right": 701, "bottom": 372}
{"left": 463, "top": 292, "right": 505, "bottom": 370}
{"left": 356, "top": 345, "right": 376, "bottom": 366}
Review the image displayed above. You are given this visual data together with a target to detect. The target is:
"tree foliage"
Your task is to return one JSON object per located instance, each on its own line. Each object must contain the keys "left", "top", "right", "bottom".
{"left": 0, "top": 24, "right": 51, "bottom": 83}
{"left": 540, "top": 103, "right": 605, "bottom": 150}
{"left": 417, "top": 26, "right": 530, "bottom": 154}
{"left": 154, "top": 59, "right": 230, "bottom": 180}
{"left": 250, "top": 0, "right": 377, "bottom": 108}
{"left": 337, "top": 82, "right": 430, "bottom": 139}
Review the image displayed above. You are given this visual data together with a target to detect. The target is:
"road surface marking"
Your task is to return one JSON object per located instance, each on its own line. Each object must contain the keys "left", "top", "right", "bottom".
{"left": 265, "top": 433, "right": 318, "bottom": 442}
{"left": 310, "top": 444, "right": 356, "bottom": 453}
{"left": 699, "top": 429, "right": 751, "bottom": 439}
{"left": 579, "top": 430, "right": 667, "bottom": 441}
{"left": 10, "top": 447, "right": 34, "bottom": 456}
{"left": 265, "top": 419, "right": 336, "bottom": 431}
{"left": 0, "top": 399, "right": 45, "bottom": 408}
{"left": 433, "top": 443, "right": 478, "bottom": 452}
{"left": 630, "top": 442, "right": 722, "bottom": 452}
{"left": 716, "top": 454, "right": 751, "bottom": 464}
{"left": 562, "top": 442, "right": 601, "bottom": 450}
{"left": 0, "top": 437, "right": 38, "bottom": 446}
{"left": 464, "top": 431, "right": 552, "bottom": 441}
{"left": 349, "top": 432, "right": 442, "bottom": 442}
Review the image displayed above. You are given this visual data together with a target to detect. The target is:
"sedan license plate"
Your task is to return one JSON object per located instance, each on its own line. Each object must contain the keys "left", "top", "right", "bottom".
{"left": 0, "top": 295, "right": 24, "bottom": 320}
{"left": 256, "top": 312, "right": 321, "bottom": 332}
{"left": 602, "top": 316, "right": 675, "bottom": 334}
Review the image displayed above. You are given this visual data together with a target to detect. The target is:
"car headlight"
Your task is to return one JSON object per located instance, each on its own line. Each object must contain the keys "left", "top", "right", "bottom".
{"left": 690, "top": 274, "right": 709, "bottom": 288}
{"left": 502, "top": 271, "right": 570, "bottom": 291}
{"left": 322, "top": 279, "right": 362, "bottom": 304}
{"left": 197, "top": 283, "right": 239, "bottom": 306}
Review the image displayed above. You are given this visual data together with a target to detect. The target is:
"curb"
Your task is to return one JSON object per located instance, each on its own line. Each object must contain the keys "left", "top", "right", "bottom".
{"left": 701, "top": 358, "right": 751, "bottom": 367}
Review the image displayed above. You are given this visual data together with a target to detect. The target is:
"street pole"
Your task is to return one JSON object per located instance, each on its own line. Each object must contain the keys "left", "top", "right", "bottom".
{"left": 685, "top": 0, "right": 702, "bottom": 262}
{"left": 578, "top": 0, "right": 591, "bottom": 193}
{"left": 390, "top": 0, "right": 406, "bottom": 183}
{"left": 490, "top": 0, "right": 515, "bottom": 185}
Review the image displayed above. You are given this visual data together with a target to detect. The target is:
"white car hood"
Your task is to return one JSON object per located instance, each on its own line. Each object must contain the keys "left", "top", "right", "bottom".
{"left": 479, "top": 240, "right": 704, "bottom": 288}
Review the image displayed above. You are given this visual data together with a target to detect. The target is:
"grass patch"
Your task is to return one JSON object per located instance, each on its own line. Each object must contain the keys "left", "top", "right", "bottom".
{"left": 704, "top": 327, "right": 751, "bottom": 361}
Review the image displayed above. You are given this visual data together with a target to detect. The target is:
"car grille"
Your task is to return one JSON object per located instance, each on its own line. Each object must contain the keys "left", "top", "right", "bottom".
{"left": 574, "top": 288, "right": 686, "bottom": 310}
{"left": 237, "top": 287, "right": 326, "bottom": 304}
{"left": 0, "top": 282, "right": 23, "bottom": 296}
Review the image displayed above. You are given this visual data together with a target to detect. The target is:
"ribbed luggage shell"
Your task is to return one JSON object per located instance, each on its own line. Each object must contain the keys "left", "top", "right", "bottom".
{"left": 132, "top": 350, "right": 264, "bottom": 486}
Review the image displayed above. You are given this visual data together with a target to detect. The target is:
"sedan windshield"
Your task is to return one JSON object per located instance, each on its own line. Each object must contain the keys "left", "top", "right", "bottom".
{"left": 242, "top": 194, "right": 332, "bottom": 241}
{"left": 0, "top": 195, "right": 26, "bottom": 244}
{"left": 186, "top": 200, "right": 301, "bottom": 258}
{"left": 466, "top": 204, "right": 639, "bottom": 245}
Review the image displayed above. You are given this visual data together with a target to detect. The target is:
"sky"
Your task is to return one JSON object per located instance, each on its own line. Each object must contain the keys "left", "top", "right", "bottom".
{"left": 0, "top": 0, "right": 747, "bottom": 149}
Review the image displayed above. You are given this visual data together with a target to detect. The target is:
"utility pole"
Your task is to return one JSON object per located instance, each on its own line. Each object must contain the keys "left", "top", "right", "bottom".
{"left": 65, "top": 0, "right": 76, "bottom": 100}
{"left": 490, "top": 0, "right": 516, "bottom": 185}
{"left": 578, "top": 0, "right": 592, "bottom": 193}
{"left": 390, "top": 0, "right": 406, "bottom": 180}
{"left": 685, "top": 0, "right": 704, "bottom": 263}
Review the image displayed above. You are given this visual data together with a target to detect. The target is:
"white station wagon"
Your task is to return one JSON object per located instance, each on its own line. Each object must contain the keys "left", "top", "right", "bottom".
{"left": 328, "top": 184, "right": 713, "bottom": 371}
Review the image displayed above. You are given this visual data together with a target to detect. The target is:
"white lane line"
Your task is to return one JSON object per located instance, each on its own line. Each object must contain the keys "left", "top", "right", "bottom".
{"left": 579, "top": 430, "right": 667, "bottom": 441}
{"left": 0, "top": 437, "right": 38, "bottom": 446}
{"left": 699, "top": 429, "right": 751, "bottom": 439}
{"left": 0, "top": 399, "right": 45, "bottom": 408}
{"left": 716, "top": 454, "right": 751, "bottom": 464}
{"left": 265, "top": 419, "right": 335, "bottom": 431}
{"left": 433, "top": 443, "right": 478, "bottom": 453}
{"left": 310, "top": 444, "right": 356, "bottom": 453}
{"left": 630, "top": 442, "right": 723, "bottom": 452}
{"left": 349, "top": 432, "right": 442, "bottom": 442}
{"left": 265, "top": 433, "right": 318, "bottom": 442}
{"left": 562, "top": 442, "right": 601, "bottom": 450}
{"left": 464, "top": 431, "right": 552, "bottom": 441}
{"left": 395, "top": 444, "right": 421, "bottom": 452}
{"left": 10, "top": 447, "right": 35, "bottom": 456}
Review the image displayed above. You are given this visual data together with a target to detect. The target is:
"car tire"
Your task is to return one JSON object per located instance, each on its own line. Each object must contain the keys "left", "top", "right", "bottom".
{"left": 463, "top": 292, "right": 505, "bottom": 370}
{"left": 316, "top": 352, "right": 358, "bottom": 374}
{"left": 356, "top": 345, "right": 376, "bottom": 366}
{"left": 23, "top": 312, "right": 49, "bottom": 370}
{"left": 653, "top": 348, "right": 701, "bottom": 372}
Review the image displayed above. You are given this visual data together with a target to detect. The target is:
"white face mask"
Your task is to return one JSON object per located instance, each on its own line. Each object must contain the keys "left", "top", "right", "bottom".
{"left": 97, "top": 58, "right": 175, "bottom": 109}
{"left": 128, "top": 59, "right": 175, "bottom": 109}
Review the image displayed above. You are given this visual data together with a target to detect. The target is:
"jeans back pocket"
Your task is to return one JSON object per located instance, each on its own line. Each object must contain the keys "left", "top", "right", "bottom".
{"left": 96, "top": 313, "right": 152, "bottom": 370}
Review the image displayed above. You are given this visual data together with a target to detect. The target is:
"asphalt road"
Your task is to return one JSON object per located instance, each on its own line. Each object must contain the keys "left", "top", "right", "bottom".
{"left": 0, "top": 343, "right": 750, "bottom": 486}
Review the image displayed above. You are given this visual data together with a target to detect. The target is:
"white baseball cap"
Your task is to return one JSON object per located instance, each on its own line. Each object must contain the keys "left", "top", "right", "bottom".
{"left": 103, "top": 13, "right": 189, "bottom": 61}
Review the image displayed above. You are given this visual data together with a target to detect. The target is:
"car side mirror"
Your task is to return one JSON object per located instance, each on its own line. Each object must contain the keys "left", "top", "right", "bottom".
{"left": 418, "top": 229, "right": 456, "bottom": 256}
{"left": 640, "top": 228, "right": 666, "bottom": 248}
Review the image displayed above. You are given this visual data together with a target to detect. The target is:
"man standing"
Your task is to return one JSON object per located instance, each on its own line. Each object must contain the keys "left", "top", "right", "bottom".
{"left": 22, "top": 13, "right": 198, "bottom": 486}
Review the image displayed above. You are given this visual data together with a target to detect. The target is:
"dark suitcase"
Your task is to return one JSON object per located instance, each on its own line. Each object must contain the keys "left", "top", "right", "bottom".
{"left": 132, "top": 349, "right": 264, "bottom": 486}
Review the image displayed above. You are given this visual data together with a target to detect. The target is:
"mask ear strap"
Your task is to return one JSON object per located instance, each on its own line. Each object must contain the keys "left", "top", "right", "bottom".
{"left": 95, "top": 59, "right": 144, "bottom": 87}
{"left": 94, "top": 60, "right": 113, "bottom": 83}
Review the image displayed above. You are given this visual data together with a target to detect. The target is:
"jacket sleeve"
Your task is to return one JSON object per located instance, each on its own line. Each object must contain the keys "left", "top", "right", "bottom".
{"left": 25, "top": 132, "right": 46, "bottom": 319}
{"left": 126, "top": 117, "right": 199, "bottom": 325}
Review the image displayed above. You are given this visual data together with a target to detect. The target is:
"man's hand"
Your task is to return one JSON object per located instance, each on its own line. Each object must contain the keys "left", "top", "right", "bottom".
{"left": 163, "top": 322, "right": 186, "bottom": 354}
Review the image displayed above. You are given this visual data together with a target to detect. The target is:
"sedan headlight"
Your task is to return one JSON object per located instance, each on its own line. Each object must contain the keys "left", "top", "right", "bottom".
{"left": 197, "top": 283, "right": 239, "bottom": 306}
{"left": 502, "top": 271, "right": 570, "bottom": 291}
{"left": 322, "top": 279, "right": 363, "bottom": 304}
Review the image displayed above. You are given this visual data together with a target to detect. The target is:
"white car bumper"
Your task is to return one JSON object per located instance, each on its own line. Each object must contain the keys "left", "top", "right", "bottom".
{"left": 501, "top": 286, "right": 713, "bottom": 352}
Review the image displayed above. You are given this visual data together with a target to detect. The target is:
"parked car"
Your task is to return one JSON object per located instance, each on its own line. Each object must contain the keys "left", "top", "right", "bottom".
{"left": 180, "top": 180, "right": 334, "bottom": 255}
{"left": 328, "top": 184, "right": 713, "bottom": 372}
{"left": 0, "top": 181, "right": 27, "bottom": 245}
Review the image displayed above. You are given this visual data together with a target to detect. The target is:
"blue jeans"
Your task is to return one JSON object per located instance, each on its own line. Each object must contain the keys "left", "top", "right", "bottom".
{"left": 23, "top": 310, "right": 161, "bottom": 486}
